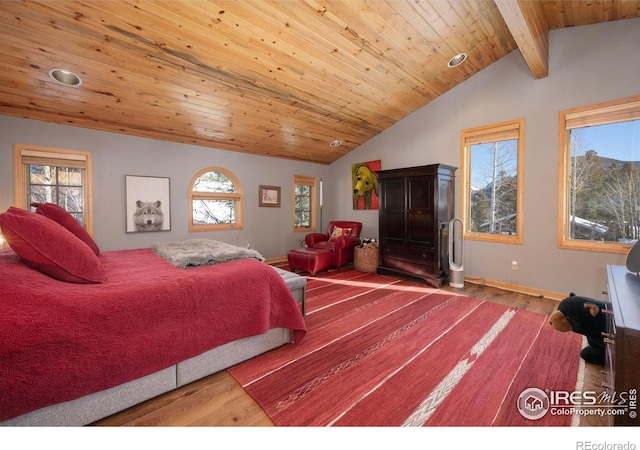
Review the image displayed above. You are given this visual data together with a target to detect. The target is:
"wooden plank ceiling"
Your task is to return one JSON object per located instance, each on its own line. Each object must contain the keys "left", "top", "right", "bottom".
{"left": 0, "top": 1, "right": 638, "bottom": 164}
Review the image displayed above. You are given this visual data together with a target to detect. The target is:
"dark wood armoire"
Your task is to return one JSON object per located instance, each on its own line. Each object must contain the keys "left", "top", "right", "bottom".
{"left": 377, "top": 164, "right": 456, "bottom": 287}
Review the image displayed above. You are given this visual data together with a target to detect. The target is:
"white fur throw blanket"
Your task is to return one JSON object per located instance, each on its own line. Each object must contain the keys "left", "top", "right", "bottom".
{"left": 152, "top": 239, "right": 264, "bottom": 269}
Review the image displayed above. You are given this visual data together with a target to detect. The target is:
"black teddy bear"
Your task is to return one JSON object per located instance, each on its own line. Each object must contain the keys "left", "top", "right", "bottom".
{"left": 548, "top": 293, "right": 608, "bottom": 365}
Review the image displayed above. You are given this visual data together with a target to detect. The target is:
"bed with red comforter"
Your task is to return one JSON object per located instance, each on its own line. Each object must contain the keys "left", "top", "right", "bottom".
{"left": 0, "top": 247, "right": 307, "bottom": 424}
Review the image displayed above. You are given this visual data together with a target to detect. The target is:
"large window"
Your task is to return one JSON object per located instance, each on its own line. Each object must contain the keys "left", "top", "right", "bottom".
{"left": 14, "top": 144, "right": 93, "bottom": 235}
{"left": 293, "top": 175, "right": 317, "bottom": 232}
{"left": 558, "top": 95, "right": 640, "bottom": 254}
{"left": 460, "top": 119, "right": 524, "bottom": 244}
{"left": 188, "top": 167, "right": 244, "bottom": 231}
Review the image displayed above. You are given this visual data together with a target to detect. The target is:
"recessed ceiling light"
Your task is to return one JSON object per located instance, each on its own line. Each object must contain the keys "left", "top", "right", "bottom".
{"left": 329, "top": 140, "right": 342, "bottom": 148}
{"left": 48, "top": 69, "right": 82, "bottom": 87}
{"left": 447, "top": 53, "right": 467, "bottom": 68}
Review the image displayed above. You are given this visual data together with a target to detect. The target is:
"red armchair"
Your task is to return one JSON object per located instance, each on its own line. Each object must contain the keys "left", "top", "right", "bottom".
{"left": 305, "top": 221, "right": 362, "bottom": 268}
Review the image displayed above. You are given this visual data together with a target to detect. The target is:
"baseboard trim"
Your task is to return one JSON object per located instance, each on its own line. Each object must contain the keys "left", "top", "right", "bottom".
{"left": 265, "top": 256, "right": 288, "bottom": 266}
{"left": 264, "top": 258, "right": 566, "bottom": 301}
{"left": 464, "top": 276, "right": 566, "bottom": 301}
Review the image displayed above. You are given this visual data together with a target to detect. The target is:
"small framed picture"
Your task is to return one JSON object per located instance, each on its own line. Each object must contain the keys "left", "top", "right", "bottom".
{"left": 259, "top": 185, "right": 281, "bottom": 207}
{"left": 125, "top": 175, "right": 171, "bottom": 232}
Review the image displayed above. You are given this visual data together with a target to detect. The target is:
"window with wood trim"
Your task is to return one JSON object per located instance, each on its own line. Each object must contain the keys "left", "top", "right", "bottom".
{"left": 558, "top": 95, "right": 640, "bottom": 254}
{"left": 188, "top": 167, "right": 244, "bottom": 231}
{"left": 293, "top": 175, "right": 317, "bottom": 232}
{"left": 460, "top": 119, "right": 524, "bottom": 244}
{"left": 14, "top": 144, "right": 94, "bottom": 235}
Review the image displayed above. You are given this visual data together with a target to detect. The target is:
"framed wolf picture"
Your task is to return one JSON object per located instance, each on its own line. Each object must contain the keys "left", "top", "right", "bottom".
{"left": 125, "top": 175, "right": 171, "bottom": 232}
{"left": 352, "top": 160, "right": 380, "bottom": 210}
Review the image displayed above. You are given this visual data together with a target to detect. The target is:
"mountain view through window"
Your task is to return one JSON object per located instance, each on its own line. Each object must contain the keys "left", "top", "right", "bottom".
{"left": 568, "top": 120, "right": 640, "bottom": 244}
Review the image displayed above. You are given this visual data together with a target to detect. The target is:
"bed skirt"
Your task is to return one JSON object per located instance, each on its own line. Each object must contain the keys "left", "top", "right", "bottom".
{"left": 2, "top": 328, "right": 290, "bottom": 426}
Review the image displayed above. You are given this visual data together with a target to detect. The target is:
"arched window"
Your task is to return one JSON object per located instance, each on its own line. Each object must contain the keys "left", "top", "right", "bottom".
{"left": 188, "top": 167, "right": 243, "bottom": 231}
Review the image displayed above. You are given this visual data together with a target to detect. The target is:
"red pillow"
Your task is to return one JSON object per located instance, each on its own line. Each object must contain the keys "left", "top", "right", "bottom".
{"left": 31, "top": 202, "right": 100, "bottom": 255}
{"left": 0, "top": 208, "right": 105, "bottom": 283}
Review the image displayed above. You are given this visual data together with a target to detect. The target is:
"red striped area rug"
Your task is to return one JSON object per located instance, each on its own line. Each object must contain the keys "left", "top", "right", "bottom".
{"left": 228, "top": 267, "right": 584, "bottom": 427}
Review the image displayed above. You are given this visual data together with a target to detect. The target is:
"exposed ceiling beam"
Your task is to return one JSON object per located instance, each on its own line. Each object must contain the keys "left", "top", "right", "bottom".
{"left": 495, "top": 0, "right": 549, "bottom": 79}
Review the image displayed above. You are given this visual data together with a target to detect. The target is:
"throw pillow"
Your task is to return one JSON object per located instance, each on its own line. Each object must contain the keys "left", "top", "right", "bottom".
{"left": 0, "top": 208, "right": 105, "bottom": 283}
{"left": 329, "top": 226, "right": 352, "bottom": 242}
{"left": 31, "top": 202, "right": 100, "bottom": 255}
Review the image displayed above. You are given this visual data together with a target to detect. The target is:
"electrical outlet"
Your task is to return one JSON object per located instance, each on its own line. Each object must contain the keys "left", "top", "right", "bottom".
{"left": 511, "top": 260, "right": 518, "bottom": 271}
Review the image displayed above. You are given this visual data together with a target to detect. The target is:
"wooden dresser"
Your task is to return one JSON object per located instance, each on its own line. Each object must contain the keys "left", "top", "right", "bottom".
{"left": 604, "top": 264, "right": 640, "bottom": 426}
{"left": 376, "top": 164, "right": 456, "bottom": 288}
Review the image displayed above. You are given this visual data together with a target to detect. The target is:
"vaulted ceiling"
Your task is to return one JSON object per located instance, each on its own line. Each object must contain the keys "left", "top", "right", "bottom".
{"left": 0, "top": 1, "right": 638, "bottom": 164}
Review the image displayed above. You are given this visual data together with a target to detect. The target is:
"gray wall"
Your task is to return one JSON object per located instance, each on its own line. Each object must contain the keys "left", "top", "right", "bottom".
{"left": 1, "top": 18, "right": 638, "bottom": 298}
{"left": 326, "top": 18, "right": 640, "bottom": 298}
{"left": 0, "top": 117, "right": 329, "bottom": 257}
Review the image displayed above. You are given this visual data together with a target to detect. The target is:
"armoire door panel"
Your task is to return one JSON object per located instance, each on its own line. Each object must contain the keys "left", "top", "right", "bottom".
{"left": 407, "top": 176, "right": 433, "bottom": 212}
{"left": 382, "top": 178, "right": 405, "bottom": 212}
{"left": 408, "top": 213, "right": 433, "bottom": 245}
{"left": 381, "top": 213, "right": 404, "bottom": 243}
